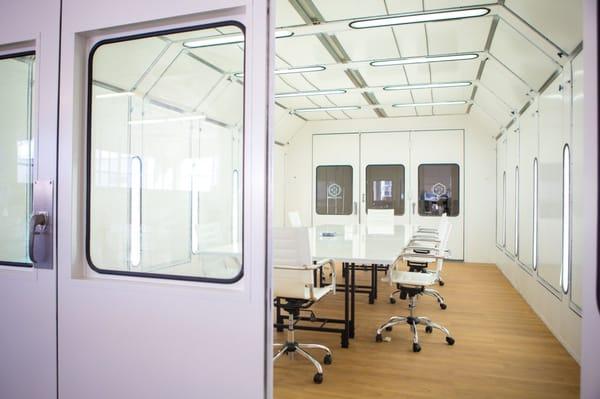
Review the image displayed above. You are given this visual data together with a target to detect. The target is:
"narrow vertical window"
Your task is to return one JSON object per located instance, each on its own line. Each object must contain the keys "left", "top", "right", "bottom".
{"left": 514, "top": 166, "right": 519, "bottom": 256}
{"left": 533, "top": 158, "right": 539, "bottom": 270}
{"left": 561, "top": 145, "right": 571, "bottom": 293}
{"left": 130, "top": 156, "right": 142, "bottom": 267}
{"left": 502, "top": 171, "right": 507, "bottom": 247}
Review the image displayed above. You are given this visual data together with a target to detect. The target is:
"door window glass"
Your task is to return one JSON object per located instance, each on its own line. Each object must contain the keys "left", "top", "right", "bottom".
{"left": 315, "top": 165, "right": 353, "bottom": 215}
{"left": 418, "top": 164, "right": 459, "bottom": 217}
{"left": 0, "top": 52, "right": 35, "bottom": 266}
{"left": 365, "top": 164, "right": 405, "bottom": 215}
{"left": 87, "top": 24, "right": 244, "bottom": 282}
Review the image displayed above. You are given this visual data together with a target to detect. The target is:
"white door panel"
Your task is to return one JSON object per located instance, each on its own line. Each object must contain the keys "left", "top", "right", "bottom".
{"left": 505, "top": 126, "right": 519, "bottom": 257}
{"left": 410, "top": 130, "right": 464, "bottom": 259}
{"left": 58, "top": 2, "right": 271, "bottom": 398}
{"left": 0, "top": 2, "right": 60, "bottom": 398}
{"left": 360, "top": 132, "right": 410, "bottom": 225}
{"left": 313, "top": 134, "right": 360, "bottom": 225}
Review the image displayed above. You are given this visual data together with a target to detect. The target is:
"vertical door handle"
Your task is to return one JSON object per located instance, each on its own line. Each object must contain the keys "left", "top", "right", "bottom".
{"left": 29, "top": 212, "right": 48, "bottom": 264}
{"left": 412, "top": 202, "right": 416, "bottom": 215}
{"left": 353, "top": 201, "right": 358, "bottom": 215}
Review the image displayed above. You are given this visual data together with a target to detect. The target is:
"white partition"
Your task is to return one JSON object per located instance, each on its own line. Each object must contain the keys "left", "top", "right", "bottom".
{"left": 517, "top": 103, "right": 539, "bottom": 269}
{"left": 505, "top": 126, "right": 518, "bottom": 256}
{"left": 496, "top": 137, "right": 507, "bottom": 247}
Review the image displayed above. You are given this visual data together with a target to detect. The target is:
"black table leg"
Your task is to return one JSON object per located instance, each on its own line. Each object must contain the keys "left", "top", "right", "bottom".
{"left": 343, "top": 262, "right": 350, "bottom": 346}
{"left": 350, "top": 262, "right": 356, "bottom": 338}
{"left": 276, "top": 297, "right": 283, "bottom": 332}
{"left": 369, "top": 264, "right": 376, "bottom": 304}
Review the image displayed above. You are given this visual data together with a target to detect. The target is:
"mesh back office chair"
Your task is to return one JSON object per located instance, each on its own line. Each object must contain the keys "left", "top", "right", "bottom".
{"left": 273, "top": 227, "right": 336, "bottom": 384}
{"left": 376, "top": 224, "right": 455, "bottom": 352}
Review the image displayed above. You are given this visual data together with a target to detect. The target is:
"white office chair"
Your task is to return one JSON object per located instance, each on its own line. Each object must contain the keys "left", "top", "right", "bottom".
{"left": 273, "top": 227, "right": 336, "bottom": 384}
{"left": 287, "top": 211, "right": 302, "bottom": 227}
{"left": 376, "top": 224, "right": 455, "bottom": 352}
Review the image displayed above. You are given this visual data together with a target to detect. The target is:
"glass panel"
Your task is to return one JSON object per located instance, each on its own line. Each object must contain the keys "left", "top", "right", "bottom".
{"left": 418, "top": 164, "right": 459, "bottom": 217}
{"left": 561, "top": 145, "right": 571, "bottom": 293}
{"left": 315, "top": 166, "right": 353, "bottom": 215}
{"left": 88, "top": 24, "right": 244, "bottom": 281}
{"left": 514, "top": 166, "right": 519, "bottom": 256}
{"left": 365, "top": 165, "right": 405, "bottom": 215}
{"left": 533, "top": 158, "right": 538, "bottom": 269}
{"left": 0, "top": 53, "right": 35, "bottom": 266}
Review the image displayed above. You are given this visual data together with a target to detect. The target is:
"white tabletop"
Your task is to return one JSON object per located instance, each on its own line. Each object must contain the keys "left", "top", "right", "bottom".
{"left": 310, "top": 224, "right": 411, "bottom": 265}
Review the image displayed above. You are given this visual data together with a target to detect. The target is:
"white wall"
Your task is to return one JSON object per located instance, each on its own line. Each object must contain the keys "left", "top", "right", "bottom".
{"left": 494, "top": 51, "right": 584, "bottom": 363}
{"left": 284, "top": 112, "right": 497, "bottom": 263}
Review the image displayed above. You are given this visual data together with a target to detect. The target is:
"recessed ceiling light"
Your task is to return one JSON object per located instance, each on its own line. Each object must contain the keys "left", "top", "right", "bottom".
{"left": 393, "top": 100, "right": 468, "bottom": 107}
{"left": 294, "top": 106, "right": 361, "bottom": 113}
{"left": 235, "top": 65, "right": 325, "bottom": 78}
{"left": 349, "top": 8, "right": 490, "bottom": 29}
{"left": 384, "top": 81, "right": 472, "bottom": 91}
{"left": 371, "top": 53, "right": 479, "bottom": 67}
{"left": 184, "top": 30, "right": 293, "bottom": 48}
{"left": 276, "top": 89, "right": 347, "bottom": 98}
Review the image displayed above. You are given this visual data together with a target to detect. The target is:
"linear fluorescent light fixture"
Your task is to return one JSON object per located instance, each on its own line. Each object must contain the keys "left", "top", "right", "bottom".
{"left": 96, "top": 91, "right": 134, "bottom": 99}
{"left": 371, "top": 53, "right": 479, "bottom": 67}
{"left": 235, "top": 65, "right": 325, "bottom": 78}
{"left": 129, "top": 115, "right": 207, "bottom": 125}
{"left": 349, "top": 8, "right": 490, "bottom": 29}
{"left": 294, "top": 105, "right": 361, "bottom": 113}
{"left": 384, "top": 81, "right": 472, "bottom": 91}
{"left": 275, "top": 89, "right": 346, "bottom": 98}
{"left": 184, "top": 30, "right": 293, "bottom": 48}
{"left": 393, "top": 100, "right": 467, "bottom": 107}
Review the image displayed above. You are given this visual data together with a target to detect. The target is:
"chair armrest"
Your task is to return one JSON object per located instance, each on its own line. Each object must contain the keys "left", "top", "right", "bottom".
{"left": 274, "top": 263, "right": 320, "bottom": 271}
{"left": 314, "top": 258, "right": 336, "bottom": 294}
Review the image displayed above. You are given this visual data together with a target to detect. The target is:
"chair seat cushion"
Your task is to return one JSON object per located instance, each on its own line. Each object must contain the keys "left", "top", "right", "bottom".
{"left": 390, "top": 270, "right": 437, "bottom": 286}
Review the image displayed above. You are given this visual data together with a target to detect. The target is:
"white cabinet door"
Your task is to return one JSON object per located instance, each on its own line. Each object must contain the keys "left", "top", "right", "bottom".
{"left": 57, "top": 1, "right": 272, "bottom": 398}
{"left": 0, "top": 2, "right": 60, "bottom": 398}
{"left": 313, "top": 134, "right": 360, "bottom": 225}
{"left": 360, "top": 132, "right": 410, "bottom": 226}
{"left": 410, "top": 130, "right": 465, "bottom": 260}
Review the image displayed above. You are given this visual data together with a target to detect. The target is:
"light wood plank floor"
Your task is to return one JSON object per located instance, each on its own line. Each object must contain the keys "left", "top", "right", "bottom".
{"left": 274, "top": 262, "right": 580, "bottom": 399}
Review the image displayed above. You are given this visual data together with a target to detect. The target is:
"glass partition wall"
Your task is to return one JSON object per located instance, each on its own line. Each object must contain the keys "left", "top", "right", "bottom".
{"left": 88, "top": 25, "right": 244, "bottom": 281}
{"left": 0, "top": 53, "right": 35, "bottom": 266}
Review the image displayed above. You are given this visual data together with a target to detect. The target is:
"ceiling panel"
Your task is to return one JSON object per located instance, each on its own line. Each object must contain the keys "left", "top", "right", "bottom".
{"left": 276, "top": 35, "right": 336, "bottom": 65}
{"left": 431, "top": 86, "right": 471, "bottom": 102}
{"left": 325, "top": 110, "right": 352, "bottom": 119}
{"left": 276, "top": 74, "right": 319, "bottom": 91}
{"left": 343, "top": 108, "right": 380, "bottom": 119}
{"left": 425, "top": 0, "right": 493, "bottom": 10}
{"left": 429, "top": 60, "right": 479, "bottom": 82}
{"left": 301, "top": 69, "right": 355, "bottom": 90}
{"left": 314, "top": 0, "right": 387, "bottom": 21}
{"left": 375, "top": 89, "right": 414, "bottom": 105}
{"left": 480, "top": 58, "right": 530, "bottom": 109}
{"left": 489, "top": 20, "right": 557, "bottom": 90}
{"left": 391, "top": 24, "right": 428, "bottom": 57}
{"left": 416, "top": 106, "right": 434, "bottom": 116}
{"left": 411, "top": 89, "right": 434, "bottom": 104}
{"left": 189, "top": 45, "right": 244, "bottom": 73}
{"left": 298, "top": 111, "right": 335, "bottom": 121}
{"left": 473, "top": 86, "right": 513, "bottom": 126}
{"left": 505, "top": 0, "right": 582, "bottom": 53}
{"left": 359, "top": 66, "right": 408, "bottom": 87}
{"left": 386, "top": 0, "right": 423, "bottom": 14}
{"left": 275, "top": 76, "right": 296, "bottom": 92}
{"left": 432, "top": 104, "right": 468, "bottom": 115}
{"left": 276, "top": 0, "right": 305, "bottom": 27}
{"left": 403, "top": 63, "right": 431, "bottom": 84}
{"left": 426, "top": 17, "right": 492, "bottom": 54}
{"left": 204, "top": 83, "right": 244, "bottom": 125}
{"left": 385, "top": 106, "right": 418, "bottom": 117}
{"left": 276, "top": 96, "right": 322, "bottom": 110}
{"left": 326, "top": 92, "right": 368, "bottom": 107}
{"left": 335, "top": 28, "right": 399, "bottom": 61}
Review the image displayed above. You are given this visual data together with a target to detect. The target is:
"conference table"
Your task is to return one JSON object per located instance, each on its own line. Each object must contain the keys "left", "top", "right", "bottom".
{"left": 275, "top": 223, "right": 411, "bottom": 348}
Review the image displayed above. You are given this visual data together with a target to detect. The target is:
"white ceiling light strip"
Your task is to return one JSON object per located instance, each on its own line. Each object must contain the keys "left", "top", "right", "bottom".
{"left": 275, "top": 89, "right": 346, "bottom": 98}
{"left": 349, "top": 8, "right": 490, "bottom": 29}
{"left": 384, "top": 81, "right": 472, "bottom": 91}
{"left": 371, "top": 53, "right": 479, "bottom": 67}
{"left": 393, "top": 100, "right": 468, "bottom": 107}
{"left": 184, "top": 30, "right": 293, "bottom": 48}
{"left": 235, "top": 65, "right": 325, "bottom": 78}
{"left": 293, "top": 106, "right": 361, "bottom": 113}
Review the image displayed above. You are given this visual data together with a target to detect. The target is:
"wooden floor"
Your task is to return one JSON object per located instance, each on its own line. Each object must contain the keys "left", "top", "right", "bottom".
{"left": 274, "top": 262, "right": 580, "bottom": 399}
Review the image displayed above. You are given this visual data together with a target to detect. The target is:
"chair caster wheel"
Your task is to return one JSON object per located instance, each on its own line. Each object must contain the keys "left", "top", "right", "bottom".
{"left": 446, "top": 337, "right": 455, "bottom": 345}
{"left": 389, "top": 297, "right": 396, "bottom": 304}
{"left": 412, "top": 343, "right": 421, "bottom": 353}
{"left": 439, "top": 280, "right": 445, "bottom": 286}
{"left": 375, "top": 334, "right": 383, "bottom": 342}
{"left": 440, "top": 303, "right": 447, "bottom": 310}
{"left": 385, "top": 326, "right": 393, "bottom": 331}
{"left": 324, "top": 354, "right": 332, "bottom": 365}
{"left": 425, "top": 326, "right": 433, "bottom": 334}
{"left": 314, "top": 373, "right": 323, "bottom": 384}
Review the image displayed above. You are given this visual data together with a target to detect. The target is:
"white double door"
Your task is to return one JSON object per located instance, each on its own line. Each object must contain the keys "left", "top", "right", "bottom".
{"left": 313, "top": 131, "right": 464, "bottom": 259}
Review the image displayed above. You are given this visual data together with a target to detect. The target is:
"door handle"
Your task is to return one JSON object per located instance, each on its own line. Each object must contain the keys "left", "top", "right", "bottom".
{"left": 412, "top": 202, "right": 416, "bottom": 215}
{"left": 29, "top": 212, "right": 48, "bottom": 264}
{"left": 353, "top": 201, "right": 358, "bottom": 215}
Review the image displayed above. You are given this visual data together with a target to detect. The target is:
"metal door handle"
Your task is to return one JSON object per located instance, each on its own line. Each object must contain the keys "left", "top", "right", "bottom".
{"left": 412, "top": 202, "right": 416, "bottom": 215}
{"left": 29, "top": 212, "right": 48, "bottom": 264}
{"left": 353, "top": 201, "right": 358, "bottom": 215}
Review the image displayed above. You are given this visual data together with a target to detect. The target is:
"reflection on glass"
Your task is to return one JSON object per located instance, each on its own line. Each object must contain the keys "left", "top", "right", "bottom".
{"left": 533, "top": 158, "right": 538, "bottom": 270}
{"left": 418, "top": 164, "right": 459, "bottom": 217}
{"left": 88, "top": 24, "right": 244, "bottom": 281}
{"left": 0, "top": 53, "right": 35, "bottom": 266}
{"left": 366, "top": 164, "right": 405, "bottom": 215}
{"left": 515, "top": 166, "right": 519, "bottom": 257}
{"left": 316, "top": 165, "right": 353, "bottom": 215}
{"left": 561, "top": 145, "right": 571, "bottom": 293}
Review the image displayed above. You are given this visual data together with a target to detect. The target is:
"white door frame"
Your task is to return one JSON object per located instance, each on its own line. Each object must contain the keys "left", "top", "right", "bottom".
{"left": 57, "top": 1, "right": 274, "bottom": 398}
